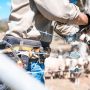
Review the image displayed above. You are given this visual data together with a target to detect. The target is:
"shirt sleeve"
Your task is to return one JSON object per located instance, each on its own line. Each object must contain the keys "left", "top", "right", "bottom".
{"left": 34, "top": 0, "right": 80, "bottom": 24}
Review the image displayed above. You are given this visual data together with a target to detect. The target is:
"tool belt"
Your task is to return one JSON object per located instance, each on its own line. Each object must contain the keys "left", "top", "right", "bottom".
{"left": 0, "top": 35, "right": 50, "bottom": 68}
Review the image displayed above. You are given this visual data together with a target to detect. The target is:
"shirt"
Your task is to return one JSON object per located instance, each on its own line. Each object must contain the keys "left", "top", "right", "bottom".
{"left": 6, "top": 0, "right": 80, "bottom": 42}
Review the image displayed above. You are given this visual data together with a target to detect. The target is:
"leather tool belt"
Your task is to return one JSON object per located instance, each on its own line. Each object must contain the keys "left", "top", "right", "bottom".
{"left": 0, "top": 35, "right": 49, "bottom": 68}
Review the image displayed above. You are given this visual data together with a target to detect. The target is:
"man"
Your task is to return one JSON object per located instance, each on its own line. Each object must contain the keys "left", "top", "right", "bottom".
{"left": 2, "top": 0, "right": 89, "bottom": 84}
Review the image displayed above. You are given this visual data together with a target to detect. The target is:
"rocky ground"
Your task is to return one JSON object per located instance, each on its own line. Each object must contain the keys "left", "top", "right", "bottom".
{"left": 45, "top": 75, "right": 90, "bottom": 90}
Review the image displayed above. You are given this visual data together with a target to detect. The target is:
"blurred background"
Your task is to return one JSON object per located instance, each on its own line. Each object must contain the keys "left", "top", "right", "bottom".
{"left": 0, "top": 0, "right": 11, "bottom": 32}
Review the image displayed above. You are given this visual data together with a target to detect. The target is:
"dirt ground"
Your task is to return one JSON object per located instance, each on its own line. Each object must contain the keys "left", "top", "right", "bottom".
{"left": 45, "top": 75, "right": 90, "bottom": 90}
{"left": 1, "top": 32, "right": 90, "bottom": 90}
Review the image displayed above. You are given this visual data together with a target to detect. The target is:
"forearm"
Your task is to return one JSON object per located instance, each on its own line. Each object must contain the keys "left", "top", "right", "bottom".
{"left": 69, "top": 12, "right": 88, "bottom": 25}
{"left": 34, "top": 0, "right": 88, "bottom": 25}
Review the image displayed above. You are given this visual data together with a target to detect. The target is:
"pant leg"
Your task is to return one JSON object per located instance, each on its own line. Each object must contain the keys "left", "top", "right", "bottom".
{"left": 27, "top": 42, "right": 50, "bottom": 84}
{"left": 18, "top": 55, "right": 45, "bottom": 83}
{"left": 27, "top": 62, "right": 45, "bottom": 84}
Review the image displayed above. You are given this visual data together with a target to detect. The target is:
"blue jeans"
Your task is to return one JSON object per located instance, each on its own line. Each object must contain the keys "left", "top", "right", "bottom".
{"left": 27, "top": 62, "right": 45, "bottom": 83}
{"left": 21, "top": 55, "right": 45, "bottom": 83}
{"left": 70, "top": 0, "right": 77, "bottom": 4}
{"left": 3, "top": 35, "right": 45, "bottom": 84}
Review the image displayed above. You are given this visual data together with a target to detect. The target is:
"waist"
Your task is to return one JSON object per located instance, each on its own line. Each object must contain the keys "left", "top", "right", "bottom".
{"left": 6, "top": 29, "right": 52, "bottom": 43}
{"left": 3, "top": 35, "right": 51, "bottom": 49}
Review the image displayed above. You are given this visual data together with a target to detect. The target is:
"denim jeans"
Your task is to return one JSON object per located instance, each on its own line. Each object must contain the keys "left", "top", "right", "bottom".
{"left": 27, "top": 62, "right": 45, "bottom": 83}
{"left": 70, "top": 0, "right": 77, "bottom": 4}
{"left": 20, "top": 55, "right": 45, "bottom": 83}
{"left": 3, "top": 35, "right": 45, "bottom": 84}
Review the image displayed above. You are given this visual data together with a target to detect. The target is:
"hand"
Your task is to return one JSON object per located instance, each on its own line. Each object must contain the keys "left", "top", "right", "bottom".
{"left": 79, "top": 14, "right": 90, "bottom": 31}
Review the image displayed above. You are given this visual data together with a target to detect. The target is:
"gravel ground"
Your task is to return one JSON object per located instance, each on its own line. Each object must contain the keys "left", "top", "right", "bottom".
{"left": 45, "top": 75, "right": 90, "bottom": 90}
